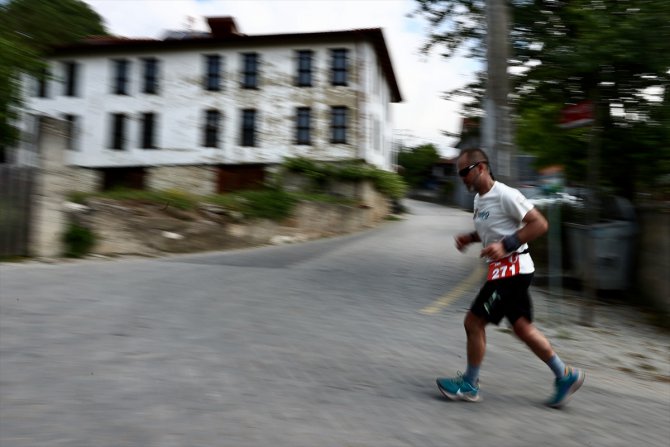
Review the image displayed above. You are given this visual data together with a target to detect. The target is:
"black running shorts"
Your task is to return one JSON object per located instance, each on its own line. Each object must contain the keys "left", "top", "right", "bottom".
{"left": 470, "top": 273, "right": 534, "bottom": 325}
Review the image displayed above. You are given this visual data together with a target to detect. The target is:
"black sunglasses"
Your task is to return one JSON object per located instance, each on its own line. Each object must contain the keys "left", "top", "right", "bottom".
{"left": 458, "top": 161, "right": 487, "bottom": 177}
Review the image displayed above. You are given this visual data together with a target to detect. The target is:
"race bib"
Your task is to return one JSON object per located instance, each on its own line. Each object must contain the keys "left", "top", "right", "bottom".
{"left": 487, "top": 253, "right": 521, "bottom": 281}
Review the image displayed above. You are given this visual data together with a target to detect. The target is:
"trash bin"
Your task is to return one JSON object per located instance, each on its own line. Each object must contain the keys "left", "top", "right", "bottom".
{"left": 566, "top": 220, "right": 636, "bottom": 290}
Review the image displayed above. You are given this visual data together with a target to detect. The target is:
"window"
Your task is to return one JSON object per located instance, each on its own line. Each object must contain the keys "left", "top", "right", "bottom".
{"left": 37, "top": 67, "right": 49, "bottom": 98}
{"left": 241, "top": 109, "right": 257, "bottom": 147}
{"left": 110, "top": 113, "right": 126, "bottom": 150}
{"left": 204, "top": 55, "right": 221, "bottom": 91}
{"left": 331, "top": 106, "right": 348, "bottom": 143}
{"left": 140, "top": 112, "right": 157, "bottom": 149}
{"left": 241, "top": 53, "right": 258, "bottom": 89}
{"left": 63, "top": 114, "right": 78, "bottom": 150}
{"left": 331, "top": 49, "right": 348, "bottom": 86}
{"left": 142, "top": 58, "right": 159, "bottom": 94}
{"left": 63, "top": 61, "right": 79, "bottom": 96}
{"left": 295, "top": 107, "right": 311, "bottom": 145}
{"left": 204, "top": 109, "right": 221, "bottom": 148}
{"left": 113, "top": 59, "right": 130, "bottom": 95}
{"left": 296, "top": 50, "right": 313, "bottom": 87}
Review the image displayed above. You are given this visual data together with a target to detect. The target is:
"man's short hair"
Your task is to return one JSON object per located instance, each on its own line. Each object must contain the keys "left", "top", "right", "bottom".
{"left": 457, "top": 148, "right": 495, "bottom": 180}
{"left": 457, "top": 148, "right": 490, "bottom": 164}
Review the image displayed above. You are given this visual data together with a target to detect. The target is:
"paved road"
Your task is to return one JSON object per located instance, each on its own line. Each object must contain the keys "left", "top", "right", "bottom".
{"left": 1, "top": 200, "right": 668, "bottom": 446}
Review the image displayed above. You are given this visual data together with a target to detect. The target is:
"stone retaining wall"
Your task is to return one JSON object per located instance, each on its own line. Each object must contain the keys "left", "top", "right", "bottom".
{"left": 31, "top": 118, "right": 99, "bottom": 257}
{"left": 148, "top": 166, "right": 218, "bottom": 196}
{"left": 70, "top": 198, "right": 387, "bottom": 257}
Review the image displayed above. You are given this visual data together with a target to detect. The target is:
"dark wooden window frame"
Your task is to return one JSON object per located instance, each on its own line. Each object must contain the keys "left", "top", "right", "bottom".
{"left": 204, "top": 54, "right": 222, "bottom": 91}
{"left": 296, "top": 50, "right": 313, "bottom": 87}
{"left": 241, "top": 53, "right": 259, "bottom": 89}
{"left": 331, "top": 106, "right": 348, "bottom": 144}
{"left": 296, "top": 107, "right": 311, "bottom": 145}
{"left": 241, "top": 109, "right": 257, "bottom": 147}
{"left": 142, "top": 58, "right": 159, "bottom": 94}
{"left": 204, "top": 109, "right": 221, "bottom": 148}
{"left": 331, "top": 49, "right": 348, "bottom": 86}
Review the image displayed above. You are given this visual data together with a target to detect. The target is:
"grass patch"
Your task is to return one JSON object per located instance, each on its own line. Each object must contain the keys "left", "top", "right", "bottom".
{"left": 205, "top": 189, "right": 298, "bottom": 220}
{"left": 68, "top": 188, "right": 198, "bottom": 210}
{"left": 292, "top": 192, "right": 357, "bottom": 205}
{"left": 68, "top": 187, "right": 358, "bottom": 223}
{"left": 0, "top": 256, "right": 31, "bottom": 263}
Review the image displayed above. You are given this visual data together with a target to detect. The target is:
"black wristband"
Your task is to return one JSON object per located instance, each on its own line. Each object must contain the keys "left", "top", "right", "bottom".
{"left": 502, "top": 233, "right": 522, "bottom": 253}
{"left": 469, "top": 231, "right": 478, "bottom": 242}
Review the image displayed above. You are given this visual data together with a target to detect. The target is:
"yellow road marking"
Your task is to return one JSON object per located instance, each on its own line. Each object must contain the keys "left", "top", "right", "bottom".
{"left": 420, "top": 263, "right": 485, "bottom": 315}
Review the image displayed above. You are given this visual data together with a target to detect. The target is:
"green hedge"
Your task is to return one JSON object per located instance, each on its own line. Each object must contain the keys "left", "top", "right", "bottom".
{"left": 282, "top": 157, "right": 407, "bottom": 199}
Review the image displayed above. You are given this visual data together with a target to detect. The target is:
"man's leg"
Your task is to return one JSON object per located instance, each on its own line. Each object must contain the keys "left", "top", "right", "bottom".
{"left": 464, "top": 310, "right": 488, "bottom": 383}
{"left": 436, "top": 311, "right": 487, "bottom": 402}
{"left": 511, "top": 316, "right": 553, "bottom": 362}
{"left": 512, "top": 316, "right": 585, "bottom": 408}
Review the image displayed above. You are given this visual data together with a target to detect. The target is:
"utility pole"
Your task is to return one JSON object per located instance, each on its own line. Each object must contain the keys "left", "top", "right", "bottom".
{"left": 483, "top": 0, "right": 515, "bottom": 185}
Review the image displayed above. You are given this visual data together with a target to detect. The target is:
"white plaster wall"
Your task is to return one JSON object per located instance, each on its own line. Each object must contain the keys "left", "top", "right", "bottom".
{"left": 23, "top": 39, "right": 397, "bottom": 171}
{"left": 354, "top": 43, "right": 394, "bottom": 171}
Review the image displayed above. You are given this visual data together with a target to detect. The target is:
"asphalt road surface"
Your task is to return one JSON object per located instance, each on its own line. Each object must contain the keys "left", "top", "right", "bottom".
{"left": 1, "top": 200, "right": 668, "bottom": 446}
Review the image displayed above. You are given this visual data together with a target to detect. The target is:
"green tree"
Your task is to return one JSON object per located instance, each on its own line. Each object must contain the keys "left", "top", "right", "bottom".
{"left": 0, "top": 0, "right": 108, "bottom": 154}
{"left": 413, "top": 0, "right": 670, "bottom": 198}
{"left": 0, "top": 0, "right": 107, "bottom": 52}
{"left": 0, "top": 35, "right": 41, "bottom": 159}
{"left": 397, "top": 144, "right": 441, "bottom": 188}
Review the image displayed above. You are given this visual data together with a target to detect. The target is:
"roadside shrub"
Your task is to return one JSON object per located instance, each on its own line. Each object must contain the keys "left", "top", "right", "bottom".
{"left": 67, "top": 191, "right": 89, "bottom": 204}
{"left": 63, "top": 223, "right": 96, "bottom": 258}
{"left": 206, "top": 189, "right": 298, "bottom": 220}
{"left": 370, "top": 169, "right": 407, "bottom": 199}
{"left": 282, "top": 157, "right": 407, "bottom": 199}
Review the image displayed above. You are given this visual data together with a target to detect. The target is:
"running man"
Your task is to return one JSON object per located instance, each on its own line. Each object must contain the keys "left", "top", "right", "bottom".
{"left": 436, "top": 148, "right": 584, "bottom": 408}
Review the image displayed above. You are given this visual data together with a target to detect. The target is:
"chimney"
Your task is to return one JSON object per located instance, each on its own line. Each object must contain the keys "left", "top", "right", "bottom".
{"left": 206, "top": 17, "right": 241, "bottom": 37}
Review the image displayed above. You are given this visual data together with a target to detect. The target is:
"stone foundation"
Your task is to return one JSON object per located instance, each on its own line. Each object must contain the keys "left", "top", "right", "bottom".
{"left": 147, "top": 165, "right": 218, "bottom": 196}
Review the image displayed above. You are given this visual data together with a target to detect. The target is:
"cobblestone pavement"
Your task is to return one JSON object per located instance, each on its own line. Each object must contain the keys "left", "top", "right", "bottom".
{"left": 1, "top": 200, "right": 668, "bottom": 447}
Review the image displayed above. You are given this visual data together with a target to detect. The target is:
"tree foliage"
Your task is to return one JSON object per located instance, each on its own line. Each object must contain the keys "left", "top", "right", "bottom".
{"left": 413, "top": 0, "right": 670, "bottom": 198}
{"left": 0, "top": 0, "right": 108, "bottom": 153}
{"left": 0, "top": 0, "right": 107, "bottom": 52}
{"left": 0, "top": 35, "right": 41, "bottom": 155}
{"left": 397, "top": 144, "right": 441, "bottom": 188}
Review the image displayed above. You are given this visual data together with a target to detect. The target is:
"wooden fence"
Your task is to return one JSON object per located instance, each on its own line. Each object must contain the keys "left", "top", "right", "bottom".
{"left": 0, "top": 165, "right": 35, "bottom": 257}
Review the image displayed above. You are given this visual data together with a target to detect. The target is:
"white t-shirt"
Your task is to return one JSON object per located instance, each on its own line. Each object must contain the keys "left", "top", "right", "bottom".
{"left": 473, "top": 181, "right": 535, "bottom": 274}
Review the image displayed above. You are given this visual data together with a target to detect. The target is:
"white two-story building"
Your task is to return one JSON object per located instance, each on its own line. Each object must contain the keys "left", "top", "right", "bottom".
{"left": 19, "top": 17, "right": 402, "bottom": 193}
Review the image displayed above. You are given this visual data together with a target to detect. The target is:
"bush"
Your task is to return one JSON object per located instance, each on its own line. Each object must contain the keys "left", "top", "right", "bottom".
{"left": 63, "top": 223, "right": 96, "bottom": 258}
{"left": 206, "top": 189, "right": 298, "bottom": 220}
{"left": 281, "top": 157, "right": 407, "bottom": 199}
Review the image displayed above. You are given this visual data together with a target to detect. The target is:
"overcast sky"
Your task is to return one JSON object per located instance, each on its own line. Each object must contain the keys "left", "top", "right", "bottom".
{"left": 83, "top": 0, "right": 478, "bottom": 156}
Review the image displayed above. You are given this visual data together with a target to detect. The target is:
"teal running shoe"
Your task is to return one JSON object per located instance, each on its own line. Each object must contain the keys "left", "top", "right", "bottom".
{"left": 547, "top": 366, "right": 585, "bottom": 408}
{"left": 436, "top": 373, "right": 481, "bottom": 402}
